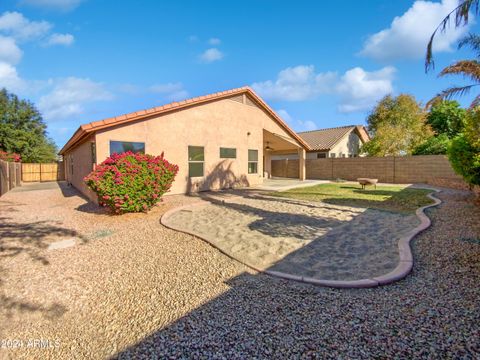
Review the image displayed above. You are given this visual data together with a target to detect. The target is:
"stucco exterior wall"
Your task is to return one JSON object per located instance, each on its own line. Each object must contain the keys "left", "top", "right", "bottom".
{"left": 91, "top": 97, "right": 299, "bottom": 195}
{"left": 329, "top": 132, "right": 361, "bottom": 157}
{"left": 64, "top": 137, "right": 97, "bottom": 201}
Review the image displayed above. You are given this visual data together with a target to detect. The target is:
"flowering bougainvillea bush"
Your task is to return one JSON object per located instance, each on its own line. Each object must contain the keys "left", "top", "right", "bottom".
{"left": 0, "top": 150, "right": 21, "bottom": 162}
{"left": 84, "top": 151, "right": 179, "bottom": 214}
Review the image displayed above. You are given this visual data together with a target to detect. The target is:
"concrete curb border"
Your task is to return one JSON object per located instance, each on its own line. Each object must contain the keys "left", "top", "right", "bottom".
{"left": 161, "top": 187, "right": 442, "bottom": 288}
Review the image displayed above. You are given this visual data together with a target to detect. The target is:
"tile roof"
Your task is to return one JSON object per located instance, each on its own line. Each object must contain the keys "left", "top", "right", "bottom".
{"left": 59, "top": 86, "right": 310, "bottom": 154}
{"left": 298, "top": 125, "right": 369, "bottom": 151}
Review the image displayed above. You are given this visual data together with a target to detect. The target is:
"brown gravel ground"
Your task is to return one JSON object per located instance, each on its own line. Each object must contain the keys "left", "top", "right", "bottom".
{"left": 0, "top": 182, "right": 479, "bottom": 359}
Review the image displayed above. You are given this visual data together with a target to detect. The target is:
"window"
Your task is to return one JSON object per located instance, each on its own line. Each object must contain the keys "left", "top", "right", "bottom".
{"left": 248, "top": 149, "right": 258, "bottom": 174}
{"left": 220, "top": 147, "right": 236, "bottom": 159}
{"left": 317, "top": 152, "right": 327, "bottom": 159}
{"left": 110, "top": 141, "right": 145, "bottom": 155}
{"left": 188, "top": 146, "right": 204, "bottom": 177}
{"left": 330, "top": 153, "right": 336, "bottom": 158}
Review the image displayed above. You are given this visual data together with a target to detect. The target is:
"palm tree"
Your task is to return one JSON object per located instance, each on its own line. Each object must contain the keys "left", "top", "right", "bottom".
{"left": 425, "top": 0, "right": 480, "bottom": 107}
{"left": 425, "top": 0, "right": 478, "bottom": 70}
{"left": 428, "top": 33, "right": 480, "bottom": 107}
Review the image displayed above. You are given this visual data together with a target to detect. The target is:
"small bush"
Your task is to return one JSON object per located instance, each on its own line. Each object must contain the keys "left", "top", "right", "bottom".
{"left": 0, "top": 150, "right": 21, "bottom": 162}
{"left": 447, "top": 109, "right": 480, "bottom": 187}
{"left": 84, "top": 151, "right": 179, "bottom": 213}
{"left": 448, "top": 134, "right": 480, "bottom": 186}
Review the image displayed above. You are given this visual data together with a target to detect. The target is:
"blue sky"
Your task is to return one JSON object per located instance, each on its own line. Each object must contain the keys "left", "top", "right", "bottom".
{"left": 0, "top": 0, "right": 477, "bottom": 148}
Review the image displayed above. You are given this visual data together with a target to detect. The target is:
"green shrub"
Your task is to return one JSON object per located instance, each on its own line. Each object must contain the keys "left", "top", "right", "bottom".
{"left": 448, "top": 134, "right": 480, "bottom": 186}
{"left": 447, "top": 109, "right": 480, "bottom": 187}
{"left": 84, "top": 151, "right": 179, "bottom": 213}
{"left": 412, "top": 133, "right": 450, "bottom": 155}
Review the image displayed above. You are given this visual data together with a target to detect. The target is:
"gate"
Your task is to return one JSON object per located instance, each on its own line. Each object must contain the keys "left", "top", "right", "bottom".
{"left": 22, "top": 162, "right": 65, "bottom": 182}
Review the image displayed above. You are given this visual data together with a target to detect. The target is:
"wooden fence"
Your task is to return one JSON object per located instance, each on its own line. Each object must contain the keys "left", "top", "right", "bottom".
{"left": 0, "top": 160, "right": 21, "bottom": 196}
{"left": 271, "top": 155, "right": 466, "bottom": 188}
{"left": 21, "top": 162, "right": 65, "bottom": 182}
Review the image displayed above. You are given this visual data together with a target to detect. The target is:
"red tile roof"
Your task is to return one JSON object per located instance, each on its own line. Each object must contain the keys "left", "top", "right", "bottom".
{"left": 298, "top": 125, "right": 370, "bottom": 151}
{"left": 59, "top": 86, "right": 310, "bottom": 154}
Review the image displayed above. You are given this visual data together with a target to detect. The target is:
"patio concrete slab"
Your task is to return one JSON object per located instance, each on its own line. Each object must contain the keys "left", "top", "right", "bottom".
{"left": 254, "top": 178, "right": 329, "bottom": 191}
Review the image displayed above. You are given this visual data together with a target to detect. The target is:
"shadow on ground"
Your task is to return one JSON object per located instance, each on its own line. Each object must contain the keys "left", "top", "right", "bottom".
{"left": 0, "top": 186, "right": 87, "bottom": 322}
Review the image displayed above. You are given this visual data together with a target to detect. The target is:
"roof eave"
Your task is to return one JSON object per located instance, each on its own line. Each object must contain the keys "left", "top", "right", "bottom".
{"left": 59, "top": 86, "right": 311, "bottom": 154}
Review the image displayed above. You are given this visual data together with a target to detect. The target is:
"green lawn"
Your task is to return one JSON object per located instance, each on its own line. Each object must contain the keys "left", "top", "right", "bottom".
{"left": 273, "top": 183, "right": 434, "bottom": 213}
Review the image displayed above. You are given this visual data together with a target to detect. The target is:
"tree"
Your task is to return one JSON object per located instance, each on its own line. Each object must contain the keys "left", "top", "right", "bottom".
{"left": 426, "top": 100, "right": 466, "bottom": 137}
{"left": 413, "top": 133, "right": 451, "bottom": 155}
{"left": 448, "top": 109, "right": 480, "bottom": 187}
{"left": 361, "top": 94, "right": 432, "bottom": 156}
{"left": 412, "top": 100, "right": 466, "bottom": 155}
{"left": 0, "top": 88, "right": 57, "bottom": 162}
{"left": 426, "top": 0, "right": 478, "bottom": 71}
{"left": 428, "top": 34, "right": 480, "bottom": 107}
{"left": 426, "top": 1, "right": 480, "bottom": 106}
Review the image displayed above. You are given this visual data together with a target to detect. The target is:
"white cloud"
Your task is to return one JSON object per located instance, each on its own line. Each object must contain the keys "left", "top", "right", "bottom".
{"left": 277, "top": 109, "right": 317, "bottom": 132}
{"left": 149, "top": 82, "right": 183, "bottom": 93}
{"left": 199, "top": 48, "right": 224, "bottom": 63}
{"left": 0, "top": 61, "right": 26, "bottom": 92}
{"left": 38, "top": 77, "right": 113, "bottom": 121}
{"left": 117, "top": 83, "right": 141, "bottom": 95}
{"left": 252, "top": 65, "right": 336, "bottom": 101}
{"left": 166, "top": 90, "right": 189, "bottom": 101}
{"left": 45, "top": 33, "right": 74, "bottom": 46}
{"left": 149, "top": 82, "right": 189, "bottom": 101}
{"left": 253, "top": 64, "right": 395, "bottom": 113}
{"left": 336, "top": 66, "right": 396, "bottom": 112}
{"left": 0, "top": 35, "right": 22, "bottom": 64}
{"left": 0, "top": 11, "right": 51, "bottom": 41}
{"left": 360, "top": 0, "right": 469, "bottom": 61}
{"left": 20, "top": 0, "right": 84, "bottom": 11}
{"left": 208, "top": 37, "right": 221, "bottom": 45}
{"left": 188, "top": 35, "right": 198, "bottom": 42}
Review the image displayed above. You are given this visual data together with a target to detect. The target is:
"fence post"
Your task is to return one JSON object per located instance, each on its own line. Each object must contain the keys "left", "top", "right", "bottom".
{"left": 393, "top": 156, "right": 396, "bottom": 183}
{"left": 16, "top": 163, "right": 21, "bottom": 186}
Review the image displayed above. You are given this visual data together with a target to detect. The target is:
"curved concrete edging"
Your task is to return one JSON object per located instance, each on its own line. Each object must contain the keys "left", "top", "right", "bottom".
{"left": 160, "top": 188, "right": 442, "bottom": 288}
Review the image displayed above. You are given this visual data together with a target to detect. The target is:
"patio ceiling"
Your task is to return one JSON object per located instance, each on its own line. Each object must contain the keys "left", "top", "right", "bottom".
{"left": 263, "top": 129, "right": 301, "bottom": 152}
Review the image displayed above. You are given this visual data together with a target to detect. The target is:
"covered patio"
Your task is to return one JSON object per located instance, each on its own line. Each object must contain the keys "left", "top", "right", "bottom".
{"left": 263, "top": 129, "right": 306, "bottom": 180}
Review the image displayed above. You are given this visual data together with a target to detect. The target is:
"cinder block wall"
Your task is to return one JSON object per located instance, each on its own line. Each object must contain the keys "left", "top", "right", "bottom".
{"left": 272, "top": 155, "right": 466, "bottom": 187}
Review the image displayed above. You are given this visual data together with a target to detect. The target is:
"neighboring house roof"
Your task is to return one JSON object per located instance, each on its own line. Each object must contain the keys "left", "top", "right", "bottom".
{"left": 298, "top": 125, "right": 370, "bottom": 151}
{"left": 59, "top": 86, "right": 310, "bottom": 155}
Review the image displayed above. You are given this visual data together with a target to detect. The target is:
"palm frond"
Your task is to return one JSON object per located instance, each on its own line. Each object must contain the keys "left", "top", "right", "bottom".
{"left": 439, "top": 60, "right": 480, "bottom": 82}
{"left": 426, "top": 84, "right": 479, "bottom": 108}
{"left": 425, "top": 0, "right": 479, "bottom": 72}
{"left": 469, "top": 94, "right": 480, "bottom": 108}
{"left": 458, "top": 33, "right": 480, "bottom": 57}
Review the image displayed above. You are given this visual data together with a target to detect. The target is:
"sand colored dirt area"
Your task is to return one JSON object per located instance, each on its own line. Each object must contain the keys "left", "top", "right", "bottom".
{"left": 164, "top": 194, "right": 420, "bottom": 281}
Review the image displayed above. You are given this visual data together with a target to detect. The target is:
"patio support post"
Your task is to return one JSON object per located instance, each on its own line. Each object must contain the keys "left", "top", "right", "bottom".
{"left": 264, "top": 151, "right": 272, "bottom": 178}
{"left": 298, "top": 147, "right": 306, "bottom": 180}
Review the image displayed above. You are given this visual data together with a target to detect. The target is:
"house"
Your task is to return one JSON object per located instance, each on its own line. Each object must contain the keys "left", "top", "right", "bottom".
{"left": 270, "top": 125, "right": 370, "bottom": 160}
{"left": 59, "top": 87, "right": 310, "bottom": 200}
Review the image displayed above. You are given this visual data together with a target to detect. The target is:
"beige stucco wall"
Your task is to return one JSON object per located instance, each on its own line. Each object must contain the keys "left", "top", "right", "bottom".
{"left": 329, "top": 132, "right": 361, "bottom": 157}
{"left": 64, "top": 137, "right": 97, "bottom": 201}
{"left": 87, "top": 97, "right": 301, "bottom": 195}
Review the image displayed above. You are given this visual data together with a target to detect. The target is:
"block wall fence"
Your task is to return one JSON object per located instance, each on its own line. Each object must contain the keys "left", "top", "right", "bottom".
{"left": 271, "top": 155, "right": 469, "bottom": 189}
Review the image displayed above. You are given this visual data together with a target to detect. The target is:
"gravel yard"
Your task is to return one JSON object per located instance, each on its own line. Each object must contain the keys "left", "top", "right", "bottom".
{"left": 164, "top": 193, "right": 420, "bottom": 280}
{"left": 0, "top": 182, "right": 479, "bottom": 359}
